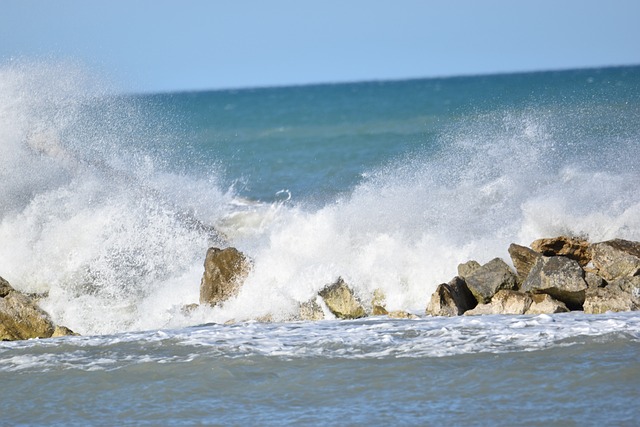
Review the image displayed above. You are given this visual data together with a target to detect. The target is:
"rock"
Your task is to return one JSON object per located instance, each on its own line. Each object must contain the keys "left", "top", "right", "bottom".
{"left": 457, "top": 260, "right": 481, "bottom": 278}
{"left": 0, "top": 276, "right": 12, "bottom": 297}
{"left": 525, "top": 294, "right": 569, "bottom": 315}
{"left": 388, "top": 310, "right": 419, "bottom": 319}
{"left": 200, "top": 247, "right": 251, "bottom": 307}
{"left": 299, "top": 298, "right": 326, "bottom": 321}
{"left": 181, "top": 303, "right": 200, "bottom": 315}
{"left": 426, "top": 276, "right": 477, "bottom": 316}
{"left": 464, "top": 258, "right": 517, "bottom": 304}
{"left": 584, "top": 271, "right": 606, "bottom": 289}
{"left": 530, "top": 236, "right": 591, "bottom": 266}
{"left": 463, "top": 303, "right": 497, "bottom": 316}
{"left": 508, "top": 243, "right": 542, "bottom": 284}
{"left": 0, "top": 286, "right": 56, "bottom": 341}
{"left": 521, "top": 256, "right": 587, "bottom": 310}
{"left": 318, "top": 278, "right": 366, "bottom": 319}
{"left": 371, "top": 289, "right": 388, "bottom": 315}
{"left": 590, "top": 239, "right": 640, "bottom": 281}
{"left": 464, "top": 290, "right": 532, "bottom": 316}
{"left": 52, "top": 325, "right": 78, "bottom": 337}
{"left": 583, "top": 276, "right": 640, "bottom": 314}
{"left": 372, "top": 305, "right": 388, "bottom": 315}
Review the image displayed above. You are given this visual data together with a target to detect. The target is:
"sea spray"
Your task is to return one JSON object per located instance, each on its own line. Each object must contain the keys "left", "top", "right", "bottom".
{"left": 0, "top": 61, "right": 231, "bottom": 334}
{"left": 1, "top": 61, "right": 639, "bottom": 332}
{"left": 216, "top": 106, "right": 640, "bottom": 323}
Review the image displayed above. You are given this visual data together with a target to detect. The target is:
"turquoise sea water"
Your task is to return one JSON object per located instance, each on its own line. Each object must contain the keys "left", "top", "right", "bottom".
{"left": 1, "top": 62, "right": 639, "bottom": 424}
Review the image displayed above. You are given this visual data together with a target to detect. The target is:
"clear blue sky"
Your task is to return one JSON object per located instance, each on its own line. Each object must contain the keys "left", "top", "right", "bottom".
{"left": 1, "top": 0, "right": 639, "bottom": 93}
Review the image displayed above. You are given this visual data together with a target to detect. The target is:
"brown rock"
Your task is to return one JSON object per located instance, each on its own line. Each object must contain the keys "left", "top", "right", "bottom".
{"left": 464, "top": 258, "right": 517, "bottom": 304}
{"left": 464, "top": 290, "right": 532, "bottom": 316}
{"left": 508, "top": 243, "right": 542, "bottom": 284}
{"left": 299, "top": 299, "right": 326, "bottom": 321}
{"left": 388, "top": 310, "right": 419, "bottom": 319}
{"left": 52, "top": 325, "right": 78, "bottom": 337}
{"left": 371, "top": 289, "right": 388, "bottom": 315}
{"left": 525, "top": 294, "right": 569, "bottom": 314}
{"left": 590, "top": 239, "right": 640, "bottom": 281}
{"left": 200, "top": 247, "right": 251, "bottom": 307}
{"left": 0, "top": 276, "right": 12, "bottom": 297}
{"left": 521, "top": 256, "right": 587, "bottom": 310}
{"left": 583, "top": 277, "right": 640, "bottom": 314}
{"left": 531, "top": 236, "right": 591, "bottom": 266}
{"left": 318, "top": 278, "right": 366, "bottom": 319}
{"left": 426, "top": 276, "right": 477, "bottom": 316}
{"left": 0, "top": 289, "right": 56, "bottom": 341}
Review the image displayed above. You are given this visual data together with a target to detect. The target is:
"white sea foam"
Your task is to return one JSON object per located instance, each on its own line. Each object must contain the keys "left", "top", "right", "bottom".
{"left": 1, "top": 61, "right": 639, "bottom": 334}
{"left": 0, "top": 311, "right": 639, "bottom": 372}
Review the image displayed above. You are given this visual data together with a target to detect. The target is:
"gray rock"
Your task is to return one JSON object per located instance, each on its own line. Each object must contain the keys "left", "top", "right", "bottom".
{"left": 464, "top": 258, "right": 517, "bottom": 304}
{"left": 590, "top": 239, "right": 640, "bottom": 281}
{"left": 521, "top": 256, "right": 587, "bottom": 310}
{"left": 508, "top": 243, "right": 542, "bottom": 285}
{"left": 530, "top": 236, "right": 591, "bottom": 266}
{"left": 584, "top": 271, "right": 606, "bottom": 289}
{"left": 200, "top": 247, "right": 251, "bottom": 307}
{"left": 426, "top": 276, "right": 476, "bottom": 316}
{"left": 318, "top": 278, "right": 366, "bottom": 319}
{"left": 457, "top": 260, "right": 481, "bottom": 278}
{"left": 464, "top": 290, "right": 532, "bottom": 316}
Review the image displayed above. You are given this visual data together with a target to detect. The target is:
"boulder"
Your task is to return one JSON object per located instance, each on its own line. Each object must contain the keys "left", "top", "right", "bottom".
{"left": 387, "top": 310, "right": 420, "bottom": 319}
{"left": 583, "top": 276, "right": 640, "bottom": 314}
{"left": 426, "top": 276, "right": 477, "bottom": 316}
{"left": 299, "top": 298, "right": 326, "bottom": 321}
{"left": 458, "top": 260, "right": 481, "bottom": 279}
{"left": 371, "top": 289, "right": 388, "bottom": 315}
{"left": 0, "top": 285, "right": 55, "bottom": 341}
{"left": 52, "top": 325, "right": 79, "bottom": 338}
{"left": 0, "top": 276, "right": 12, "bottom": 297}
{"left": 521, "top": 256, "right": 587, "bottom": 310}
{"left": 457, "top": 260, "right": 481, "bottom": 278}
{"left": 584, "top": 271, "right": 606, "bottom": 289}
{"left": 590, "top": 239, "right": 640, "bottom": 281}
{"left": 464, "top": 258, "right": 517, "bottom": 304}
{"left": 508, "top": 243, "right": 541, "bottom": 284}
{"left": 464, "top": 290, "right": 532, "bottom": 316}
{"left": 525, "top": 293, "right": 569, "bottom": 315}
{"left": 318, "top": 278, "right": 366, "bottom": 319}
{"left": 200, "top": 247, "right": 251, "bottom": 306}
{"left": 530, "top": 236, "right": 591, "bottom": 266}
{"left": 0, "top": 276, "right": 77, "bottom": 341}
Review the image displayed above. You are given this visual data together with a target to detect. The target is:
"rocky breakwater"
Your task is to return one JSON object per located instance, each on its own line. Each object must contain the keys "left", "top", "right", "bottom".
{"left": 198, "top": 246, "right": 419, "bottom": 321}
{"left": 0, "top": 276, "right": 76, "bottom": 341}
{"left": 427, "top": 236, "right": 640, "bottom": 317}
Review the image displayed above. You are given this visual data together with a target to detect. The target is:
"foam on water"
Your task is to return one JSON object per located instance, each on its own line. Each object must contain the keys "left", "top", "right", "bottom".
{"left": 1, "top": 61, "right": 639, "bottom": 334}
{"left": 1, "top": 311, "right": 639, "bottom": 372}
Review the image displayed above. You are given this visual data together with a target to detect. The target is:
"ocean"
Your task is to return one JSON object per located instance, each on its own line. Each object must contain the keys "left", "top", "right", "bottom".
{"left": 1, "top": 61, "right": 639, "bottom": 425}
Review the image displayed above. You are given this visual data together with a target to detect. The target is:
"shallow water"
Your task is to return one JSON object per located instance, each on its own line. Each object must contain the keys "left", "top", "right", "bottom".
{"left": 2, "top": 312, "right": 639, "bottom": 425}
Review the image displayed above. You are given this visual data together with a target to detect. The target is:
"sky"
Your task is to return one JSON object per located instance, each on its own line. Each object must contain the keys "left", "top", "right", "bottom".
{"left": 1, "top": 0, "right": 639, "bottom": 93}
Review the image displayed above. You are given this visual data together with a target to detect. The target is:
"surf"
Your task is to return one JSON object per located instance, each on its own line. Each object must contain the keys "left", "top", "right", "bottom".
{"left": 1, "top": 60, "right": 639, "bottom": 334}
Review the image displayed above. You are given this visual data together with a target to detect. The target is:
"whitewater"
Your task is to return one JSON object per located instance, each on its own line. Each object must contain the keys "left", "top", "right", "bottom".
{"left": 1, "top": 60, "right": 639, "bottom": 425}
